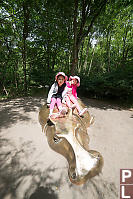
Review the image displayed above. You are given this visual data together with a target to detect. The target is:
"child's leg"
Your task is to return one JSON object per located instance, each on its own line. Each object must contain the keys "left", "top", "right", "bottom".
{"left": 56, "top": 98, "right": 62, "bottom": 110}
{"left": 65, "top": 96, "right": 71, "bottom": 108}
{"left": 70, "top": 95, "right": 87, "bottom": 116}
{"left": 69, "top": 95, "right": 87, "bottom": 116}
{"left": 69, "top": 95, "right": 81, "bottom": 113}
{"left": 50, "top": 97, "right": 56, "bottom": 115}
{"left": 57, "top": 98, "right": 67, "bottom": 115}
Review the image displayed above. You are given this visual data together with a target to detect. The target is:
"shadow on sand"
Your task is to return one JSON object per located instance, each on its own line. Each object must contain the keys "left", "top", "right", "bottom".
{"left": 0, "top": 96, "right": 129, "bottom": 131}
{"left": 0, "top": 136, "right": 62, "bottom": 199}
{"left": 0, "top": 96, "right": 121, "bottom": 199}
{"left": 81, "top": 97, "right": 126, "bottom": 111}
{"left": 0, "top": 134, "right": 118, "bottom": 199}
{"left": 29, "top": 186, "right": 57, "bottom": 199}
{"left": 0, "top": 97, "right": 46, "bottom": 130}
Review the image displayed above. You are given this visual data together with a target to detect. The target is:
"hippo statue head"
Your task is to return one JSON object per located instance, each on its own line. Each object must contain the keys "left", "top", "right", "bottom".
{"left": 39, "top": 99, "right": 103, "bottom": 185}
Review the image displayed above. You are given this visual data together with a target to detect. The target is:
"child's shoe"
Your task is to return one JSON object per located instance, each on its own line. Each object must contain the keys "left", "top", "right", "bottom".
{"left": 79, "top": 108, "right": 88, "bottom": 116}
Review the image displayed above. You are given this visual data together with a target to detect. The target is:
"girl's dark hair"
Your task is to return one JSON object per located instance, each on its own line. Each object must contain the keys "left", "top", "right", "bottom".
{"left": 57, "top": 75, "right": 65, "bottom": 80}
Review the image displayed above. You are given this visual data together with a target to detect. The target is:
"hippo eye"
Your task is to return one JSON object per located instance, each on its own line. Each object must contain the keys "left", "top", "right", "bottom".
{"left": 53, "top": 136, "right": 61, "bottom": 143}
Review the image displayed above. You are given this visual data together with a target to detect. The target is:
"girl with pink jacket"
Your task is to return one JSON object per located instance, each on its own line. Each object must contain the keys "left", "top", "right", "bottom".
{"left": 64, "top": 76, "right": 87, "bottom": 116}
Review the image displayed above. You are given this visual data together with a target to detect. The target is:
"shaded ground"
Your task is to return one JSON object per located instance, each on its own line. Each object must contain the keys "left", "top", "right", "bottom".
{"left": 0, "top": 97, "right": 133, "bottom": 199}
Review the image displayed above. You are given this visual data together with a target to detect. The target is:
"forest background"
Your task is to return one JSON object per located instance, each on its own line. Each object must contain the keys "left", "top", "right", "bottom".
{"left": 0, "top": 0, "right": 133, "bottom": 106}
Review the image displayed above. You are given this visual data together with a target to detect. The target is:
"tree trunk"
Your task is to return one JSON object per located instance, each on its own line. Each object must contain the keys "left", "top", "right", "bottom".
{"left": 3, "top": 86, "right": 9, "bottom": 96}
{"left": 71, "top": 45, "right": 79, "bottom": 75}
{"left": 71, "top": 0, "right": 107, "bottom": 75}
{"left": 121, "top": 25, "right": 128, "bottom": 66}
{"left": 28, "top": 62, "right": 32, "bottom": 87}
{"left": 83, "top": 38, "right": 90, "bottom": 73}
{"left": 78, "top": 40, "right": 84, "bottom": 73}
{"left": 71, "top": 0, "right": 78, "bottom": 75}
{"left": 88, "top": 47, "right": 95, "bottom": 76}
{"left": 22, "top": 38, "right": 27, "bottom": 94}
{"left": 106, "top": 33, "right": 111, "bottom": 72}
{"left": 47, "top": 39, "right": 50, "bottom": 70}
{"left": 22, "top": 2, "right": 29, "bottom": 95}
{"left": 14, "top": 61, "right": 18, "bottom": 89}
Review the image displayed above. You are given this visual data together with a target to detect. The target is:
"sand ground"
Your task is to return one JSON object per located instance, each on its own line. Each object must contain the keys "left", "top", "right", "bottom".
{"left": 0, "top": 97, "right": 133, "bottom": 199}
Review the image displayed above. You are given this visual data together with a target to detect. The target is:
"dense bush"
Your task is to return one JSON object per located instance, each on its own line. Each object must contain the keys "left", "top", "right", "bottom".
{"left": 79, "top": 65, "right": 133, "bottom": 103}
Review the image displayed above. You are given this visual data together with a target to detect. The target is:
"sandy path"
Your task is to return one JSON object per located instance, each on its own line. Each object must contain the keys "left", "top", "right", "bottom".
{"left": 0, "top": 97, "right": 133, "bottom": 199}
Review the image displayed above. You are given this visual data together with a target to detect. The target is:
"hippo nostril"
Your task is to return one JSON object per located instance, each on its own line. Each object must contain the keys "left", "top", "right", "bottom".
{"left": 71, "top": 172, "right": 76, "bottom": 179}
{"left": 97, "top": 154, "right": 100, "bottom": 159}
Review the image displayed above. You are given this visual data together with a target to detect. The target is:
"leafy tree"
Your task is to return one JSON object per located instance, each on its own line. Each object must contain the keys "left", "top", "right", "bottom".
{"left": 0, "top": 0, "right": 132, "bottom": 104}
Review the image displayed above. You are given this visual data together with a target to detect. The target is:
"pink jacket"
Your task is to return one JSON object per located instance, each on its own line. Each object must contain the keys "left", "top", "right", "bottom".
{"left": 66, "top": 81, "right": 77, "bottom": 99}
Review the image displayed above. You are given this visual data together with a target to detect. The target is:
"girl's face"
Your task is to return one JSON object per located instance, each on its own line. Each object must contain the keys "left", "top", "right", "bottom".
{"left": 57, "top": 75, "right": 65, "bottom": 86}
{"left": 71, "top": 79, "right": 78, "bottom": 85}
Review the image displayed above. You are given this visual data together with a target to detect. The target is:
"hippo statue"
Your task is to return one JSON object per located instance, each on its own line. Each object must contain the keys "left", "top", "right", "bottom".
{"left": 39, "top": 99, "right": 103, "bottom": 185}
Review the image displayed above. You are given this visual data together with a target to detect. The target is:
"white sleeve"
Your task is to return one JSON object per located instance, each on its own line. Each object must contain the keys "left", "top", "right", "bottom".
{"left": 47, "top": 84, "right": 55, "bottom": 104}
{"left": 62, "top": 86, "right": 68, "bottom": 99}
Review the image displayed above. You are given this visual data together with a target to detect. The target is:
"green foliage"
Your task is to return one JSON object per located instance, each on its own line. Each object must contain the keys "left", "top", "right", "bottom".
{"left": 79, "top": 64, "right": 133, "bottom": 103}
{"left": 0, "top": 0, "right": 133, "bottom": 106}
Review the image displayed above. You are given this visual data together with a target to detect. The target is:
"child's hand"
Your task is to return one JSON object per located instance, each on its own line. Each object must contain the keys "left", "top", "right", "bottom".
{"left": 71, "top": 80, "right": 74, "bottom": 84}
{"left": 69, "top": 80, "right": 72, "bottom": 85}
